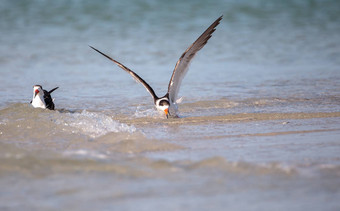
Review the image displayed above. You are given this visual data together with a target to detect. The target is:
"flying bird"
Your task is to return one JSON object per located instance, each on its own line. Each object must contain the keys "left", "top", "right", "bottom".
{"left": 90, "top": 16, "right": 222, "bottom": 118}
{"left": 31, "top": 85, "right": 59, "bottom": 110}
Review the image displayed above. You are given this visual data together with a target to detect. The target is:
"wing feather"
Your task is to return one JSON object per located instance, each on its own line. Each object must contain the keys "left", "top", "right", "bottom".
{"left": 90, "top": 46, "right": 158, "bottom": 102}
{"left": 167, "top": 16, "right": 222, "bottom": 103}
{"left": 43, "top": 89, "right": 55, "bottom": 110}
{"left": 48, "top": 87, "right": 59, "bottom": 94}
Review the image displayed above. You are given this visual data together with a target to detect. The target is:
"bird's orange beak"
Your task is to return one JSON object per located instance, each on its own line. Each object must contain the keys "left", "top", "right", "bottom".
{"left": 164, "top": 108, "right": 169, "bottom": 116}
{"left": 34, "top": 89, "right": 39, "bottom": 97}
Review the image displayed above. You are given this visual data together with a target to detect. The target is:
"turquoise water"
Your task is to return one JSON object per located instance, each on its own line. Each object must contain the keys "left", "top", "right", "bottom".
{"left": 0, "top": 0, "right": 339, "bottom": 109}
{"left": 0, "top": 1, "right": 340, "bottom": 210}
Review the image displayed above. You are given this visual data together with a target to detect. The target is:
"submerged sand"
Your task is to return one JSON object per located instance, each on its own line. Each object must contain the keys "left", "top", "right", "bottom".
{"left": 120, "top": 112, "right": 340, "bottom": 125}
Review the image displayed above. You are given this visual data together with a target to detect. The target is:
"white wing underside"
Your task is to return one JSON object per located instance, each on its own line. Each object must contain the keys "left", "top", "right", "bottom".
{"left": 168, "top": 60, "right": 192, "bottom": 104}
{"left": 167, "top": 16, "right": 222, "bottom": 105}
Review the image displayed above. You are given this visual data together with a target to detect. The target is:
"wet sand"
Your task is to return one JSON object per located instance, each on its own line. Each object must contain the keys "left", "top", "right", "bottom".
{"left": 120, "top": 111, "right": 340, "bottom": 125}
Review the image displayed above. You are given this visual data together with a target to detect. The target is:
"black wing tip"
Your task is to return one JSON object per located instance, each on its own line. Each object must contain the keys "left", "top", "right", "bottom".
{"left": 213, "top": 15, "right": 223, "bottom": 28}
{"left": 197, "top": 16, "right": 222, "bottom": 47}
{"left": 205, "top": 16, "right": 222, "bottom": 40}
{"left": 89, "top": 45, "right": 97, "bottom": 50}
{"left": 210, "top": 15, "right": 223, "bottom": 31}
{"left": 89, "top": 45, "right": 116, "bottom": 63}
{"left": 216, "top": 15, "right": 223, "bottom": 23}
{"left": 89, "top": 45, "right": 101, "bottom": 54}
{"left": 89, "top": 45, "right": 108, "bottom": 57}
{"left": 48, "top": 87, "right": 59, "bottom": 94}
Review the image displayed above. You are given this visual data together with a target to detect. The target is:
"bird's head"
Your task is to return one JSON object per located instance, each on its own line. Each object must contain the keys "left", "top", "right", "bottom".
{"left": 33, "top": 85, "right": 43, "bottom": 98}
{"left": 157, "top": 99, "right": 170, "bottom": 118}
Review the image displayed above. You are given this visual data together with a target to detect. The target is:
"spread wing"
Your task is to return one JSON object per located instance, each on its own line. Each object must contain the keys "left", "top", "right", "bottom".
{"left": 167, "top": 16, "right": 222, "bottom": 103}
{"left": 90, "top": 46, "right": 158, "bottom": 102}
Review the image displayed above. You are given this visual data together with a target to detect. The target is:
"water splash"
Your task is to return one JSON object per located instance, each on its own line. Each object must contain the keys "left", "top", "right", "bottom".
{"left": 133, "top": 105, "right": 163, "bottom": 118}
{"left": 55, "top": 110, "right": 136, "bottom": 138}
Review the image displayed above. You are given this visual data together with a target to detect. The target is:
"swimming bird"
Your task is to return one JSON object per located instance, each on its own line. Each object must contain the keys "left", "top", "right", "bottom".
{"left": 90, "top": 16, "right": 222, "bottom": 118}
{"left": 30, "top": 85, "right": 59, "bottom": 110}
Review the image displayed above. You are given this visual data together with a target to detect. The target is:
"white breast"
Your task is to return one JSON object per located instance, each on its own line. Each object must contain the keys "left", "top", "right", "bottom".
{"left": 31, "top": 95, "right": 46, "bottom": 109}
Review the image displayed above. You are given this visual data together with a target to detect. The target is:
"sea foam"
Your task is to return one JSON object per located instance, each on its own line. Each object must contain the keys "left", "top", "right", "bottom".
{"left": 55, "top": 110, "right": 136, "bottom": 138}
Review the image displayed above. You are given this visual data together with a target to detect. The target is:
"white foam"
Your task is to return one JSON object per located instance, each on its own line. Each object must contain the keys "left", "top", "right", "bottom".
{"left": 63, "top": 149, "right": 108, "bottom": 159}
{"left": 55, "top": 110, "right": 136, "bottom": 138}
{"left": 133, "top": 106, "right": 163, "bottom": 118}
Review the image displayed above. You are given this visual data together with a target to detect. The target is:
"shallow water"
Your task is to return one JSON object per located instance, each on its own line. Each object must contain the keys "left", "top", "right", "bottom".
{"left": 1, "top": 0, "right": 340, "bottom": 210}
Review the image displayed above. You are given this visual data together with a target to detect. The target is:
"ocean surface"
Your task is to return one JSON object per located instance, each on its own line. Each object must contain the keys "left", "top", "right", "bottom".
{"left": 1, "top": 0, "right": 340, "bottom": 210}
